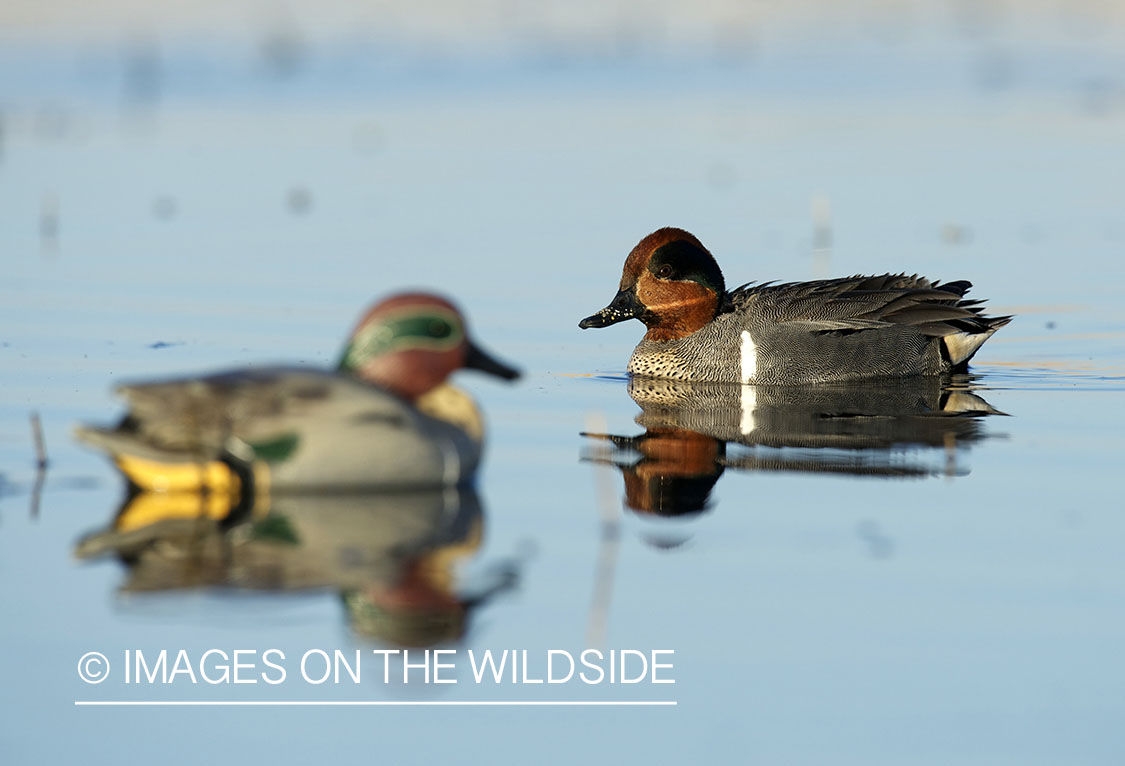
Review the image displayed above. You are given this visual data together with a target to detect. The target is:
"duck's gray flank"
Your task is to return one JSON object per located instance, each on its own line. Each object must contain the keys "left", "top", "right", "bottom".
{"left": 631, "top": 274, "right": 1011, "bottom": 384}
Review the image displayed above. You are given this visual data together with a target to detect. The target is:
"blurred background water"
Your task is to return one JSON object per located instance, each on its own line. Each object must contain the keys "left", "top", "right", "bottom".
{"left": 3, "top": 1, "right": 1125, "bottom": 764}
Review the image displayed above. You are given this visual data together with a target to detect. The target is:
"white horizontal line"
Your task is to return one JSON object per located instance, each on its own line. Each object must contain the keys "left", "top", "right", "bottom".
{"left": 75, "top": 700, "right": 677, "bottom": 707}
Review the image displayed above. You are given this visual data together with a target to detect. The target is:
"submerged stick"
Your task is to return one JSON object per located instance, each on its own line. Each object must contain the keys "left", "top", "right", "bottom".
{"left": 31, "top": 412, "right": 48, "bottom": 470}
{"left": 30, "top": 412, "right": 48, "bottom": 519}
{"left": 585, "top": 412, "right": 621, "bottom": 650}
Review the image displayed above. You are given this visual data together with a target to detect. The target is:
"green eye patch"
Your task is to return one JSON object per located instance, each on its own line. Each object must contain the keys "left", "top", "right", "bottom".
{"left": 339, "top": 309, "right": 464, "bottom": 372}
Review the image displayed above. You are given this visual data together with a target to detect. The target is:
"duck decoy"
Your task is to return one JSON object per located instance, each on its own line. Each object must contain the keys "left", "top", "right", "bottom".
{"left": 77, "top": 293, "right": 519, "bottom": 492}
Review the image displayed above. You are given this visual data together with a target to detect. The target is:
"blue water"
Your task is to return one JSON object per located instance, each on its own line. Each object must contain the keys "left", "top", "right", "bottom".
{"left": 3, "top": 8, "right": 1125, "bottom": 764}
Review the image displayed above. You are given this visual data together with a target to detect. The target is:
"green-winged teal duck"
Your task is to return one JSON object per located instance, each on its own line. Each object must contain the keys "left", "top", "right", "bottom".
{"left": 579, "top": 227, "right": 1011, "bottom": 384}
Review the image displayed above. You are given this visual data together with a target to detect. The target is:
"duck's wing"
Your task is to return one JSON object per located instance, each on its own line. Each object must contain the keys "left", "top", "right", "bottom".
{"left": 76, "top": 366, "right": 414, "bottom": 462}
{"left": 731, "top": 274, "right": 1011, "bottom": 339}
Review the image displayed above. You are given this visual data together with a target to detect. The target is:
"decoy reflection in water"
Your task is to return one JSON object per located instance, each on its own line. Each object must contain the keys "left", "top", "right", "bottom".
{"left": 582, "top": 376, "right": 1005, "bottom": 519}
{"left": 76, "top": 487, "right": 520, "bottom": 647}
{"left": 75, "top": 292, "right": 520, "bottom": 494}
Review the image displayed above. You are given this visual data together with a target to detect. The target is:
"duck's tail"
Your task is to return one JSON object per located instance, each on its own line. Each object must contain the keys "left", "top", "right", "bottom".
{"left": 74, "top": 424, "right": 272, "bottom": 500}
{"left": 112, "top": 453, "right": 242, "bottom": 494}
{"left": 943, "top": 314, "right": 1012, "bottom": 370}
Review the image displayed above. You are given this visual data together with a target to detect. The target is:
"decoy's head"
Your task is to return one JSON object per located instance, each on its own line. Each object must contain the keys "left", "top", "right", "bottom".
{"left": 579, "top": 227, "right": 726, "bottom": 341}
{"left": 339, "top": 293, "right": 520, "bottom": 400}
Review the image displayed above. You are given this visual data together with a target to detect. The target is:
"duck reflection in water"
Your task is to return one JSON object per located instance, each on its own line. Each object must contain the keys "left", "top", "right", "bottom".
{"left": 76, "top": 487, "right": 520, "bottom": 648}
{"left": 583, "top": 376, "right": 1005, "bottom": 518}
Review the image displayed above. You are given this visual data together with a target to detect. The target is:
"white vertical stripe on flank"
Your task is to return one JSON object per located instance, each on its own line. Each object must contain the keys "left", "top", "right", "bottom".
{"left": 739, "top": 331, "right": 758, "bottom": 435}
{"left": 739, "top": 331, "right": 757, "bottom": 384}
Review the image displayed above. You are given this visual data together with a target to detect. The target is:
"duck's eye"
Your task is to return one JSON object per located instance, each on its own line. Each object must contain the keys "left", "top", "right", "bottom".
{"left": 655, "top": 264, "right": 674, "bottom": 279}
{"left": 427, "top": 319, "right": 452, "bottom": 339}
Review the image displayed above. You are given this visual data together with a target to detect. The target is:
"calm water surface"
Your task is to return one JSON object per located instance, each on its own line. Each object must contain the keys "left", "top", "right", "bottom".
{"left": 3, "top": 10, "right": 1125, "bottom": 765}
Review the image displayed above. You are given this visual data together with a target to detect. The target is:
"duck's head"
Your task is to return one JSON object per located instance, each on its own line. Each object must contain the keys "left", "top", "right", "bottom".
{"left": 338, "top": 293, "right": 520, "bottom": 400}
{"left": 579, "top": 227, "right": 726, "bottom": 341}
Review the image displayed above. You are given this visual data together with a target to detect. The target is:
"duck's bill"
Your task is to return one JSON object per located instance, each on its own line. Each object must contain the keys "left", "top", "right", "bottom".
{"left": 465, "top": 341, "right": 521, "bottom": 381}
{"left": 578, "top": 288, "right": 643, "bottom": 329}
